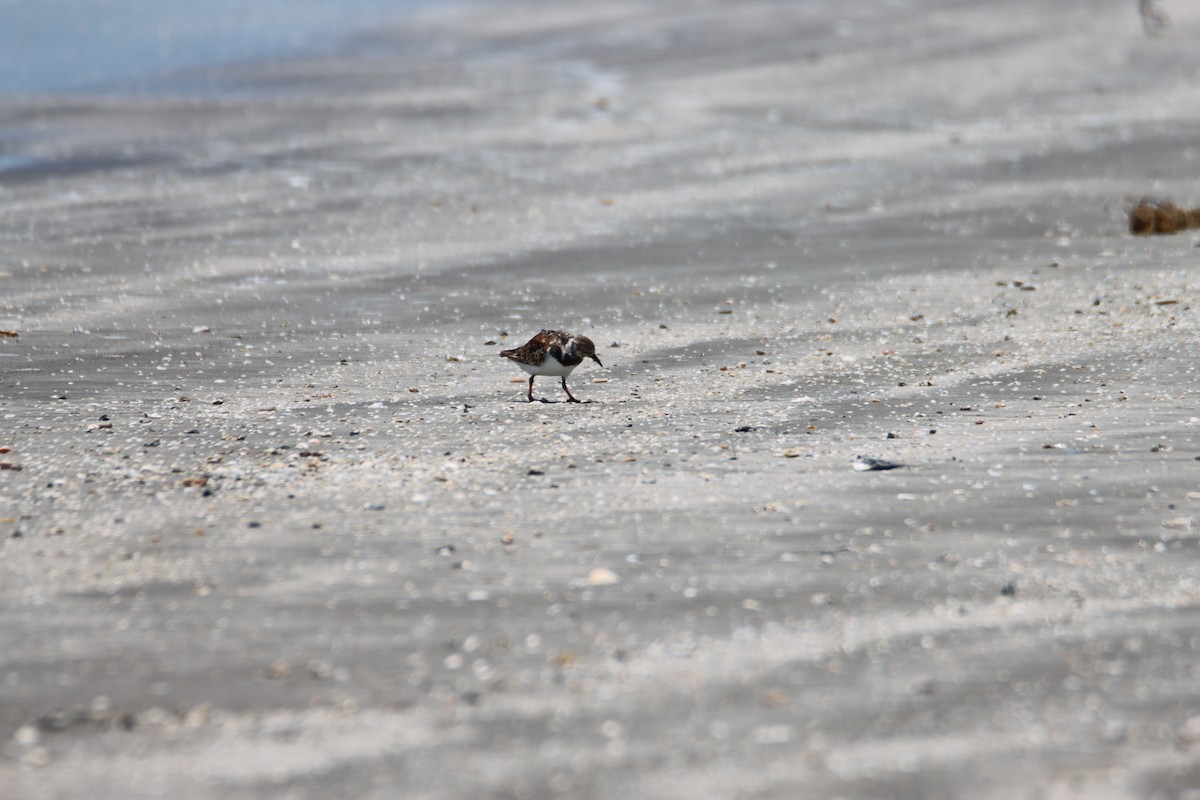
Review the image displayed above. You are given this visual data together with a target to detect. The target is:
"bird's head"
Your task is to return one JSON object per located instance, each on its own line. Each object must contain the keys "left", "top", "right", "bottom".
{"left": 572, "top": 335, "right": 603, "bottom": 367}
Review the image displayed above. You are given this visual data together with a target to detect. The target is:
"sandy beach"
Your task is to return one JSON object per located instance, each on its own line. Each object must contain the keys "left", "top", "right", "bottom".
{"left": 3, "top": 1, "right": 1200, "bottom": 797}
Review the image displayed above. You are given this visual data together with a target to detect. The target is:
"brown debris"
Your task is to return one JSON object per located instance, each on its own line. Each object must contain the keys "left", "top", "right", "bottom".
{"left": 1129, "top": 199, "right": 1200, "bottom": 236}
{"left": 0, "top": 330, "right": 17, "bottom": 338}
{"left": 264, "top": 660, "right": 292, "bottom": 679}
{"left": 551, "top": 650, "right": 578, "bottom": 668}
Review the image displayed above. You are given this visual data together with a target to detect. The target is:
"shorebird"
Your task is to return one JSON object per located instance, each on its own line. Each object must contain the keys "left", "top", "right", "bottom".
{"left": 499, "top": 329, "right": 603, "bottom": 403}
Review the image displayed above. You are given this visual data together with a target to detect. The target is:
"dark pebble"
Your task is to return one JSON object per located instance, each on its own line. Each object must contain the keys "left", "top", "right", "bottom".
{"left": 36, "top": 710, "right": 70, "bottom": 732}
{"left": 853, "top": 457, "right": 904, "bottom": 472}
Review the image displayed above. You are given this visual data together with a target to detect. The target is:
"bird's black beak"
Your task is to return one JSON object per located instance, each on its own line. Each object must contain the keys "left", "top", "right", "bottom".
{"left": 592, "top": 355, "right": 604, "bottom": 367}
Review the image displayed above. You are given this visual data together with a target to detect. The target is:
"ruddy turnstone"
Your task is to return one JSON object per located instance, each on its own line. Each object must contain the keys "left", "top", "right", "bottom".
{"left": 499, "top": 329, "right": 603, "bottom": 403}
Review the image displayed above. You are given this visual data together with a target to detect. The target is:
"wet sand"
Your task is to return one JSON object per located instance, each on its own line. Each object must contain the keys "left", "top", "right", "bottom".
{"left": 3, "top": 1, "right": 1200, "bottom": 797}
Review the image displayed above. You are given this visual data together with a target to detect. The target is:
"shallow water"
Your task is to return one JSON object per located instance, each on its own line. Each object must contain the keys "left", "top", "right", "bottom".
{"left": 0, "top": 0, "right": 449, "bottom": 94}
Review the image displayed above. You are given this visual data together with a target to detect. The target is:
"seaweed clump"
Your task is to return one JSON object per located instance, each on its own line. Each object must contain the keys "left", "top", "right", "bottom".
{"left": 1129, "top": 199, "right": 1200, "bottom": 236}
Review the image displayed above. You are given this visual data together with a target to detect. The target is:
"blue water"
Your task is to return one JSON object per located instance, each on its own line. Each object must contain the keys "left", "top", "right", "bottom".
{"left": 0, "top": 0, "right": 446, "bottom": 94}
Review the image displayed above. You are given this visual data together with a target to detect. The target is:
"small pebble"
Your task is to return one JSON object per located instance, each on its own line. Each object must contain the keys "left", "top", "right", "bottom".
{"left": 14, "top": 725, "right": 40, "bottom": 747}
{"left": 587, "top": 567, "right": 620, "bottom": 586}
{"left": 306, "top": 660, "right": 334, "bottom": 680}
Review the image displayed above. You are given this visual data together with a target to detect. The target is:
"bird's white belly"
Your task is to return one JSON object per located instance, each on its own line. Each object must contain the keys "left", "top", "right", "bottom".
{"left": 515, "top": 354, "right": 576, "bottom": 377}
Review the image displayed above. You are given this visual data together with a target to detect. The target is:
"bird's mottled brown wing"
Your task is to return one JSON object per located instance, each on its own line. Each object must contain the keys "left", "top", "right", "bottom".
{"left": 538, "top": 330, "right": 567, "bottom": 363}
{"left": 500, "top": 331, "right": 555, "bottom": 366}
